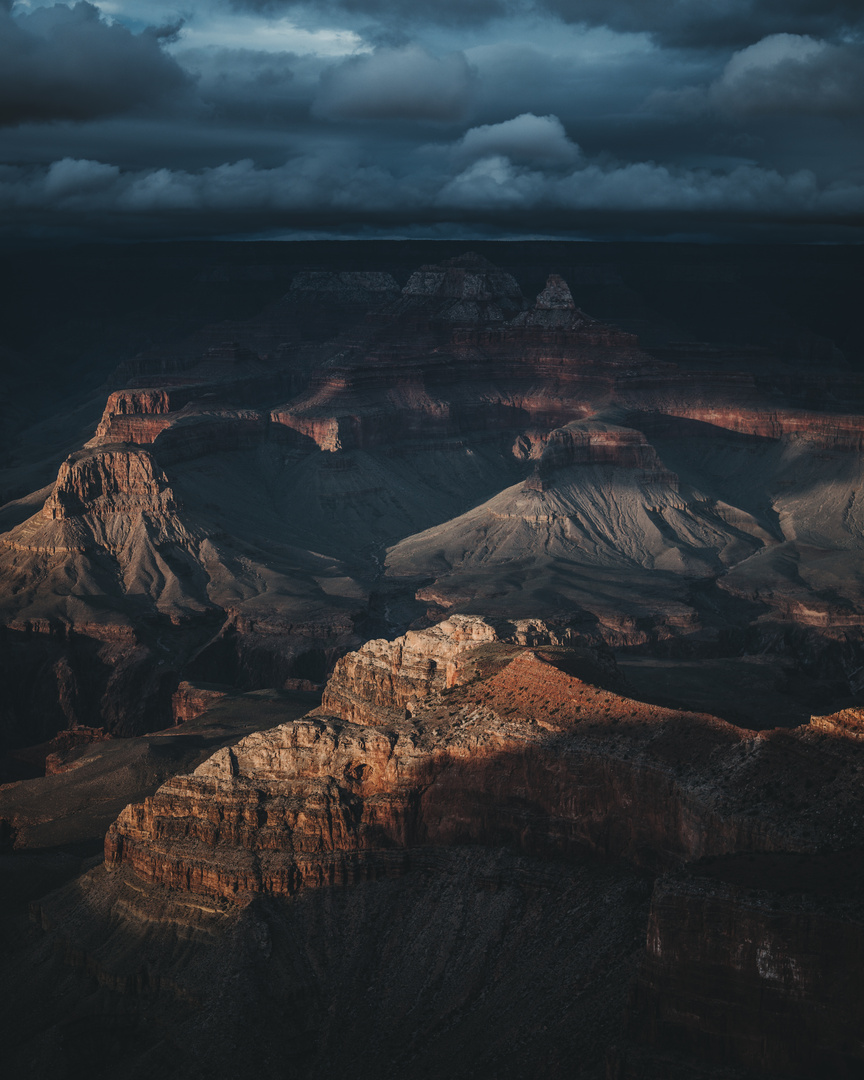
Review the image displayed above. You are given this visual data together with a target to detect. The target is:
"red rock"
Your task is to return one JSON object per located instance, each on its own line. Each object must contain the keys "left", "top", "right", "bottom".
{"left": 42, "top": 448, "right": 177, "bottom": 521}
{"left": 43, "top": 727, "right": 112, "bottom": 774}
{"left": 104, "top": 620, "right": 863, "bottom": 901}
{"left": 171, "top": 681, "right": 231, "bottom": 725}
{"left": 5, "top": 249, "right": 864, "bottom": 753}
{"left": 94, "top": 388, "right": 176, "bottom": 441}
{"left": 809, "top": 707, "right": 864, "bottom": 739}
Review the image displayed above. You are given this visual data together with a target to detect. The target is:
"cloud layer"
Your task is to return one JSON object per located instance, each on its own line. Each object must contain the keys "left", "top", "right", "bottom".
{"left": 313, "top": 47, "right": 475, "bottom": 120}
{"left": 233, "top": 0, "right": 864, "bottom": 46}
{"left": 541, "top": 0, "right": 864, "bottom": 47}
{"left": 0, "top": 2, "right": 189, "bottom": 126}
{"left": 712, "top": 34, "right": 864, "bottom": 116}
{"left": 1, "top": 0, "right": 863, "bottom": 242}
{"left": 4, "top": 144, "right": 862, "bottom": 238}
{"left": 453, "top": 114, "right": 580, "bottom": 166}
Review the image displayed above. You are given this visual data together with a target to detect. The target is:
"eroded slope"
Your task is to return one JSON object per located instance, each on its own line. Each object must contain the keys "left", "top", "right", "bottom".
{"left": 3, "top": 252, "right": 864, "bottom": 750}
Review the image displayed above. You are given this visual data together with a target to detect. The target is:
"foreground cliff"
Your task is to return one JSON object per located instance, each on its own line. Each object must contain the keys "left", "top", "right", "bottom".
{"left": 613, "top": 852, "right": 864, "bottom": 1078}
{"left": 103, "top": 616, "right": 863, "bottom": 897}
{"left": 2, "top": 618, "right": 856, "bottom": 1079}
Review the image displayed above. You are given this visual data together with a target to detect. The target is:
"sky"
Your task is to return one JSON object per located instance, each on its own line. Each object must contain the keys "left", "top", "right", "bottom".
{"left": 1, "top": 0, "right": 863, "bottom": 243}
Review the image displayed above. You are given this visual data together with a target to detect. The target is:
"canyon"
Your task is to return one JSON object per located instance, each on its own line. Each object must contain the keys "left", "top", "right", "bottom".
{"left": 2, "top": 241, "right": 864, "bottom": 1078}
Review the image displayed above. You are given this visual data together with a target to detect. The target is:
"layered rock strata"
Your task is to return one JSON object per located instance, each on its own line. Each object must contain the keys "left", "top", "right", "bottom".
{"left": 520, "top": 420, "right": 677, "bottom": 490}
{"left": 11, "top": 616, "right": 861, "bottom": 1080}
{"left": 4, "top": 250, "right": 864, "bottom": 751}
{"left": 614, "top": 852, "right": 864, "bottom": 1078}
{"left": 6, "top": 243, "right": 864, "bottom": 1080}
{"left": 41, "top": 448, "right": 177, "bottom": 522}
{"left": 105, "top": 620, "right": 863, "bottom": 901}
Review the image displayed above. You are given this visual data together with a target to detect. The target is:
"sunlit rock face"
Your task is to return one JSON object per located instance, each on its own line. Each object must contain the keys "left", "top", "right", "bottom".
{"left": 104, "top": 619, "right": 864, "bottom": 903}
{"left": 42, "top": 448, "right": 178, "bottom": 520}
{"left": 5, "top": 244, "right": 864, "bottom": 1080}
{"left": 106, "top": 620, "right": 648, "bottom": 897}
{"left": 94, "top": 388, "right": 172, "bottom": 442}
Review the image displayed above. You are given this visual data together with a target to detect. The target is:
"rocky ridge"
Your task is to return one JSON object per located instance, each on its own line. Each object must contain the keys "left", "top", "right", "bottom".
{"left": 104, "top": 618, "right": 864, "bottom": 900}
{"left": 18, "top": 615, "right": 863, "bottom": 1079}
{"left": 5, "top": 240, "right": 864, "bottom": 1080}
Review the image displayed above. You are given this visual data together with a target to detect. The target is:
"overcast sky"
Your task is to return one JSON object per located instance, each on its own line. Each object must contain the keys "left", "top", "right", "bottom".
{"left": 2, "top": 0, "right": 863, "bottom": 242}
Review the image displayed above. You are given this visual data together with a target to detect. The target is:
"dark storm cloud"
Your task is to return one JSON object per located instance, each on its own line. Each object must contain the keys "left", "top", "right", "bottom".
{"left": 0, "top": 2, "right": 191, "bottom": 127}
{"left": 541, "top": 0, "right": 864, "bottom": 47}
{"left": 648, "top": 35, "right": 864, "bottom": 124}
{"left": 2, "top": 0, "right": 864, "bottom": 242}
{"left": 230, "top": 0, "right": 864, "bottom": 46}
{"left": 4, "top": 132, "right": 862, "bottom": 240}
{"left": 181, "top": 47, "right": 307, "bottom": 124}
{"left": 232, "top": 0, "right": 521, "bottom": 28}
{"left": 711, "top": 36, "right": 864, "bottom": 117}
{"left": 312, "top": 47, "right": 475, "bottom": 120}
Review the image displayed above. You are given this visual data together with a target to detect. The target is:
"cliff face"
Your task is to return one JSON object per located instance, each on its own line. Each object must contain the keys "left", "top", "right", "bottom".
{"left": 520, "top": 420, "right": 678, "bottom": 490}
{"left": 42, "top": 448, "right": 177, "bottom": 521}
{"left": 6, "top": 243, "right": 864, "bottom": 1080}
{"left": 634, "top": 403, "right": 864, "bottom": 449}
{"left": 105, "top": 620, "right": 862, "bottom": 902}
{"left": 0, "top": 617, "right": 858, "bottom": 1079}
{"left": 21, "top": 619, "right": 839, "bottom": 1080}
{"left": 94, "top": 388, "right": 173, "bottom": 442}
{"left": 319, "top": 615, "right": 500, "bottom": 723}
{"left": 268, "top": 263, "right": 648, "bottom": 456}
{"left": 615, "top": 854, "right": 864, "bottom": 1079}
{"left": 0, "top": 437, "right": 362, "bottom": 743}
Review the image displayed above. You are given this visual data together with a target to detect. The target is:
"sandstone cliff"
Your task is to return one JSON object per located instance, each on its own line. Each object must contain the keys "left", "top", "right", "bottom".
{"left": 9, "top": 618, "right": 847, "bottom": 1079}
{"left": 104, "top": 621, "right": 863, "bottom": 905}
{"left": 42, "top": 447, "right": 178, "bottom": 521}
{"left": 5, "top": 242, "right": 864, "bottom": 1080}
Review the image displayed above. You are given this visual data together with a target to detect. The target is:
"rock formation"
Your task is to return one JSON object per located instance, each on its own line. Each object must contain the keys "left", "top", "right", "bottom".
{"left": 613, "top": 852, "right": 864, "bottom": 1078}
{"left": 42, "top": 447, "right": 178, "bottom": 520}
{"left": 5, "top": 617, "right": 858, "bottom": 1079}
{"left": 103, "top": 620, "right": 864, "bottom": 898}
{"left": 3, "top": 249, "right": 864, "bottom": 756}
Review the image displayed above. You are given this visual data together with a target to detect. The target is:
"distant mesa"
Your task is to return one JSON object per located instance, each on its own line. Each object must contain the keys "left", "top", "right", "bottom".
{"left": 511, "top": 273, "right": 595, "bottom": 330}
{"left": 392, "top": 251, "right": 527, "bottom": 324}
